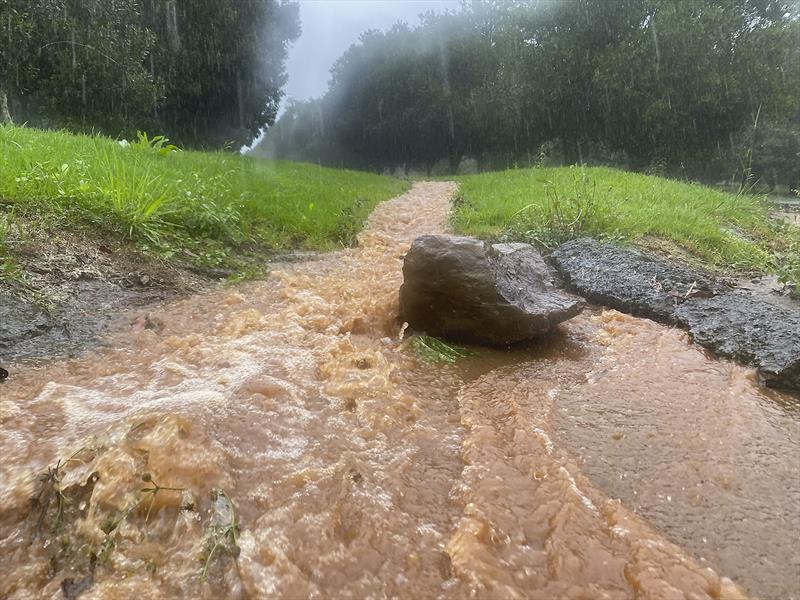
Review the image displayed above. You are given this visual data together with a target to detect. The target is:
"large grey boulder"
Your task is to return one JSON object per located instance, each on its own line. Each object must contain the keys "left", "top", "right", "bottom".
{"left": 551, "top": 238, "right": 800, "bottom": 393}
{"left": 399, "top": 235, "right": 584, "bottom": 345}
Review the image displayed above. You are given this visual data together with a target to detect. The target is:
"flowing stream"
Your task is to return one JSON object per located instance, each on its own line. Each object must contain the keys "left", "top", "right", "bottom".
{"left": 0, "top": 182, "right": 798, "bottom": 599}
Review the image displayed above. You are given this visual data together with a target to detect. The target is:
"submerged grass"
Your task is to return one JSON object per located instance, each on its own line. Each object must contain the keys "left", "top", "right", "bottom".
{"left": 410, "top": 335, "right": 477, "bottom": 363}
{"left": 0, "top": 124, "right": 409, "bottom": 273}
{"left": 453, "top": 165, "right": 799, "bottom": 285}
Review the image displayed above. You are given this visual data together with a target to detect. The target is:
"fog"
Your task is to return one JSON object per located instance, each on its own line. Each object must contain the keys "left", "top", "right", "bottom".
{"left": 284, "top": 0, "right": 461, "bottom": 102}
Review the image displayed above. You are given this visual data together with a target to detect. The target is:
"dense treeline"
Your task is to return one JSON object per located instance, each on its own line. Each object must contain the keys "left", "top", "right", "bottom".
{"left": 0, "top": 0, "right": 299, "bottom": 147}
{"left": 257, "top": 0, "right": 799, "bottom": 187}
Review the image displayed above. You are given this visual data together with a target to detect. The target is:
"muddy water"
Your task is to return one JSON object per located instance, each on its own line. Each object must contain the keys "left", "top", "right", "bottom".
{"left": 0, "top": 182, "right": 797, "bottom": 599}
{"left": 549, "top": 314, "right": 800, "bottom": 600}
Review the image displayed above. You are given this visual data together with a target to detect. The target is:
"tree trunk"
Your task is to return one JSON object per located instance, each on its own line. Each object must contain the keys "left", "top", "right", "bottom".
{"left": 562, "top": 135, "right": 579, "bottom": 165}
{"left": 448, "top": 148, "right": 460, "bottom": 174}
{"left": 0, "top": 89, "right": 11, "bottom": 124}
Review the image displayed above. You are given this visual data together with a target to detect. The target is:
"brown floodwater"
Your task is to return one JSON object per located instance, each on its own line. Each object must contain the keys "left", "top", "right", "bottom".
{"left": 0, "top": 182, "right": 798, "bottom": 599}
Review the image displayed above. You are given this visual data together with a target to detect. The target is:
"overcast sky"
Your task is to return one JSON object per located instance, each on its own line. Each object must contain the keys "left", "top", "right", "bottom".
{"left": 284, "top": 0, "right": 462, "bottom": 102}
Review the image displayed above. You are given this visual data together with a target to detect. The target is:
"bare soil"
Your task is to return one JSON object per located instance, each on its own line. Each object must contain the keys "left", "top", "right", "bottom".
{"left": 1, "top": 218, "right": 235, "bottom": 370}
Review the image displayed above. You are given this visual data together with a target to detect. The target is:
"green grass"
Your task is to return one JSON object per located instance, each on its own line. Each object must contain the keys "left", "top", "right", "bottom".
{"left": 0, "top": 124, "right": 408, "bottom": 269}
{"left": 453, "top": 165, "right": 799, "bottom": 285}
{"left": 409, "top": 335, "right": 477, "bottom": 363}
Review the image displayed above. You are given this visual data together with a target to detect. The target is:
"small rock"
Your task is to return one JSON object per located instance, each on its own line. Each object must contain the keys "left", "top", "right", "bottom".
{"left": 399, "top": 235, "right": 584, "bottom": 345}
{"left": 131, "top": 313, "right": 165, "bottom": 334}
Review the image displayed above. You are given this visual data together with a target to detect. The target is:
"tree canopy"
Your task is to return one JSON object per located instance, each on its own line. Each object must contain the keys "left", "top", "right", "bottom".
{"left": 257, "top": 0, "right": 799, "bottom": 186}
{"left": 0, "top": 0, "right": 300, "bottom": 147}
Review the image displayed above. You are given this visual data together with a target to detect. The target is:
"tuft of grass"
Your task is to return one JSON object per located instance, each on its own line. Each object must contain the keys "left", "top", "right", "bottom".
{"left": 200, "top": 489, "right": 240, "bottom": 581}
{"left": 410, "top": 335, "right": 477, "bottom": 363}
{"left": 453, "top": 165, "right": 800, "bottom": 284}
{"left": 0, "top": 124, "right": 409, "bottom": 272}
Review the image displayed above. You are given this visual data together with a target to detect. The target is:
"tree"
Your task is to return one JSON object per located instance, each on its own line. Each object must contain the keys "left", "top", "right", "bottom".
{"left": 0, "top": 0, "right": 300, "bottom": 147}
{"left": 143, "top": 0, "right": 300, "bottom": 147}
{"left": 0, "top": 0, "right": 61, "bottom": 123}
{"left": 259, "top": 0, "right": 799, "bottom": 183}
{"left": 34, "top": 0, "right": 158, "bottom": 134}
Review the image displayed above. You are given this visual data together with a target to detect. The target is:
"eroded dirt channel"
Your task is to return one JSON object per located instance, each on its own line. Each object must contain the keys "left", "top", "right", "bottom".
{"left": 1, "top": 183, "right": 798, "bottom": 599}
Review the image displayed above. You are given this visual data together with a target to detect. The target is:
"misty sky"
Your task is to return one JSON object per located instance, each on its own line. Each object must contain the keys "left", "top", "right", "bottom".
{"left": 284, "top": 0, "right": 461, "bottom": 102}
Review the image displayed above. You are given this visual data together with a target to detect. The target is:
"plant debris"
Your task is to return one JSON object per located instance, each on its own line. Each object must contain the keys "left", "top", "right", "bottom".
{"left": 200, "top": 489, "right": 240, "bottom": 581}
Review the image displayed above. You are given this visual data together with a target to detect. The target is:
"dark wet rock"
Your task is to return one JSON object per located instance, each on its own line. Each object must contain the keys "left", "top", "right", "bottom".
{"left": 550, "top": 238, "right": 719, "bottom": 322}
{"left": 399, "top": 235, "right": 584, "bottom": 345}
{"left": 0, "top": 291, "right": 54, "bottom": 352}
{"left": 550, "top": 238, "right": 800, "bottom": 392}
{"left": 674, "top": 293, "right": 800, "bottom": 391}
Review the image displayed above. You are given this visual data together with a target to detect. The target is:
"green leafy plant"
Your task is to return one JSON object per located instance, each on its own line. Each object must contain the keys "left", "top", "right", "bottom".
{"left": 453, "top": 165, "right": 796, "bottom": 280}
{"left": 0, "top": 124, "right": 409, "bottom": 280}
{"left": 97, "top": 473, "right": 185, "bottom": 558}
{"left": 132, "top": 131, "right": 180, "bottom": 157}
{"left": 94, "top": 150, "right": 174, "bottom": 241}
{"left": 772, "top": 235, "right": 799, "bottom": 297}
{"left": 98, "top": 504, "right": 135, "bottom": 558}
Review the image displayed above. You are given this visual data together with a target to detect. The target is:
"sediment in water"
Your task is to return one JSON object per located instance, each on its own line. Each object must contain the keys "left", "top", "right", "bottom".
{"left": 0, "top": 183, "right": 797, "bottom": 599}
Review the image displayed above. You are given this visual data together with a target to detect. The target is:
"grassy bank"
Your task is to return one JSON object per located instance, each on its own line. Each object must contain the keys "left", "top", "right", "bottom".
{"left": 453, "top": 166, "right": 799, "bottom": 286}
{"left": 0, "top": 125, "right": 408, "bottom": 275}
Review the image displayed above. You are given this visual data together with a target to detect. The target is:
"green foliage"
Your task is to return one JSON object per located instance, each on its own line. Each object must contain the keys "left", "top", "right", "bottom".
{"left": 0, "top": 0, "right": 300, "bottom": 147}
{"left": 770, "top": 193, "right": 800, "bottom": 295}
{"left": 140, "top": 473, "right": 184, "bottom": 523}
{"left": 31, "top": 447, "right": 92, "bottom": 537}
{"left": 410, "top": 335, "right": 477, "bottom": 364}
{"left": 453, "top": 165, "right": 799, "bottom": 279}
{"left": 0, "top": 124, "right": 409, "bottom": 264}
{"left": 131, "top": 131, "right": 180, "bottom": 156}
{"left": 0, "top": 0, "right": 158, "bottom": 133}
{"left": 29, "top": 442, "right": 240, "bottom": 582}
{"left": 143, "top": 0, "right": 301, "bottom": 148}
{"left": 735, "top": 121, "right": 800, "bottom": 192}
{"left": 500, "top": 172, "right": 622, "bottom": 249}
{"left": 258, "top": 0, "right": 799, "bottom": 185}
